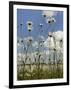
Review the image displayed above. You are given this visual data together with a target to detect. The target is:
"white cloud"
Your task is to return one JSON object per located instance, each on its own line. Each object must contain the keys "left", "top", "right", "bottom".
{"left": 44, "top": 31, "right": 63, "bottom": 50}
{"left": 53, "top": 31, "right": 63, "bottom": 41}
{"left": 32, "top": 41, "right": 38, "bottom": 48}
{"left": 44, "top": 36, "right": 54, "bottom": 49}
{"left": 38, "top": 35, "right": 45, "bottom": 41}
{"left": 42, "top": 10, "right": 58, "bottom": 18}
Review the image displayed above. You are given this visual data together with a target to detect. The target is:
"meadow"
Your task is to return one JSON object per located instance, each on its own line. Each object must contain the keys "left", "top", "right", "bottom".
{"left": 17, "top": 63, "right": 63, "bottom": 80}
{"left": 17, "top": 10, "right": 63, "bottom": 80}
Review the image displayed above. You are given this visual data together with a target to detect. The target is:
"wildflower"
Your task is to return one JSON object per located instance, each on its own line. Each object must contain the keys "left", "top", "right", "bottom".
{"left": 20, "top": 23, "right": 23, "bottom": 30}
{"left": 53, "top": 48, "right": 56, "bottom": 51}
{"left": 48, "top": 32, "right": 52, "bottom": 37}
{"left": 17, "top": 40, "right": 21, "bottom": 47}
{"left": 20, "top": 23, "right": 23, "bottom": 26}
{"left": 21, "top": 39, "right": 24, "bottom": 43}
{"left": 27, "top": 21, "right": 33, "bottom": 32}
{"left": 28, "top": 37, "right": 33, "bottom": 42}
{"left": 46, "top": 18, "right": 56, "bottom": 23}
{"left": 39, "top": 23, "right": 43, "bottom": 27}
{"left": 42, "top": 13, "right": 46, "bottom": 18}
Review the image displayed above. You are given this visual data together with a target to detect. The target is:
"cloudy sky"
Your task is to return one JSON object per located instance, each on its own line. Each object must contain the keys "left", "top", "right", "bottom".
{"left": 17, "top": 9, "right": 63, "bottom": 54}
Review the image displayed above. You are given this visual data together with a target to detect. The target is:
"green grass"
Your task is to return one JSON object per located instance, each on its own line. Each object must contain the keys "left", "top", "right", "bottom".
{"left": 17, "top": 64, "right": 63, "bottom": 80}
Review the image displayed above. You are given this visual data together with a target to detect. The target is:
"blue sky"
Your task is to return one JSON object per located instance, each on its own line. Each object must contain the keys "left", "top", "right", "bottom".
{"left": 17, "top": 9, "right": 63, "bottom": 54}
{"left": 17, "top": 9, "right": 63, "bottom": 40}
